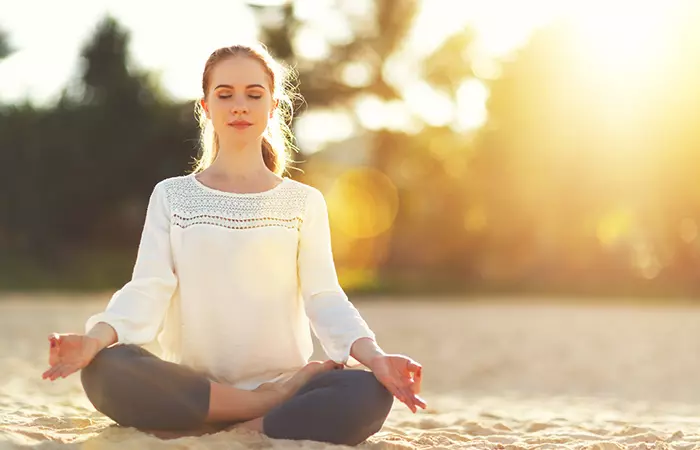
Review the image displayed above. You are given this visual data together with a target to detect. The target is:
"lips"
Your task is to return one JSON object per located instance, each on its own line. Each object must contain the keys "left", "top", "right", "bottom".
{"left": 228, "top": 120, "right": 252, "bottom": 129}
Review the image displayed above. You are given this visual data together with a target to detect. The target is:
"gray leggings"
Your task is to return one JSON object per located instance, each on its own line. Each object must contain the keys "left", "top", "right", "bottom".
{"left": 81, "top": 344, "right": 393, "bottom": 446}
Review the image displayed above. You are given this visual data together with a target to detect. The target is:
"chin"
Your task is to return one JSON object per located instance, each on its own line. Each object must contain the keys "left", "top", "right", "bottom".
{"left": 227, "top": 134, "right": 261, "bottom": 148}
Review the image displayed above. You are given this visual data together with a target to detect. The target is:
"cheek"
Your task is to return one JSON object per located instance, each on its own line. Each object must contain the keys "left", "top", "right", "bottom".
{"left": 252, "top": 102, "right": 272, "bottom": 122}
{"left": 253, "top": 99, "right": 271, "bottom": 114}
{"left": 207, "top": 101, "right": 227, "bottom": 120}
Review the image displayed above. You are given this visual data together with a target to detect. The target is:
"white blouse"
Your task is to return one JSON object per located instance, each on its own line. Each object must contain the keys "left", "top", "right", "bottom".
{"left": 85, "top": 174, "right": 375, "bottom": 390}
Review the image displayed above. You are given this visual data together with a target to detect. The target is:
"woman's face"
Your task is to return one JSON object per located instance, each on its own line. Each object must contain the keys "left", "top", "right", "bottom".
{"left": 202, "top": 56, "right": 276, "bottom": 145}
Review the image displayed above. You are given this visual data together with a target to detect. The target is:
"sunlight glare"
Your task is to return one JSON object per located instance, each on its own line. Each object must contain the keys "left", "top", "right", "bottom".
{"left": 403, "top": 81, "right": 454, "bottom": 127}
{"left": 569, "top": 0, "right": 672, "bottom": 76}
{"left": 327, "top": 168, "right": 399, "bottom": 239}
{"left": 454, "top": 79, "right": 489, "bottom": 132}
{"left": 294, "top": 109, "right": 356, "bottom": 154}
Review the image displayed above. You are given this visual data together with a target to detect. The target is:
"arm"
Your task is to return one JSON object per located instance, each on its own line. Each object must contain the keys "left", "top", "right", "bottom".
{"left": 43, "top": 184, "right": 176, "bottom": 381}
{"left": 84, "top": 181, "right": 178, "bottom": 346}
{"left": 297, "top": 188, "right": 375, "bottom": 365}
{"left": 297, "top": 188, "right": 426, "bottom": 413}
{"left": 86, "top": 321, "right": 118, "bottom": 351}
{"left": 350, "top": 336, "right": 385, "bottom": 366}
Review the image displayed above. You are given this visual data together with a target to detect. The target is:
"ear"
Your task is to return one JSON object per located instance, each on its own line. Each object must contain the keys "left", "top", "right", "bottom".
{"left": 200, "top": 98, "right": 210, "bottom": 119}
{"left": 269, "top": 99, "right": 279, "bottom": 118}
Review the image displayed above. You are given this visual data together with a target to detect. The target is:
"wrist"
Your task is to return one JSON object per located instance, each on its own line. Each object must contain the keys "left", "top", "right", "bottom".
{"left": 86, "top": 322, "right": 118, "bottom": 350}
{"left": 84, "top": 336, "right": 104, "bottom": 357}
{"left": 350, "top": 337, "right": 386, "bottom": 368}
{"left": 367, "top": 353, "right": 387, "bottom": 370}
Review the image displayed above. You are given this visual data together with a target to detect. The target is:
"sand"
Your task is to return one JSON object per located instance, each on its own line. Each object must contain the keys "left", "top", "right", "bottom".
{"left": 3, "top": 294, "right": 700, "bottom": 449}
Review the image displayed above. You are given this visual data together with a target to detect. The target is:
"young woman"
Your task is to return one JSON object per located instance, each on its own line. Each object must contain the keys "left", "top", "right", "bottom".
{"left": 42, "top": 44, "right": 425, "bottom": 446}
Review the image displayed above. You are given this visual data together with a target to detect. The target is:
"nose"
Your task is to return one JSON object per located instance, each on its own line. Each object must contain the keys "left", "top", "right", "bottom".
{"left": 230, "top": 99, "right": 249, "bottom": 115}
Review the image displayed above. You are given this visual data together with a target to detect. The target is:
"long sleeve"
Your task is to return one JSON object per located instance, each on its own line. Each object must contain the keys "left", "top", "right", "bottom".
{"left": 85, "top": 181, "right": 177, "bottom": 345}
{"left": 298, "top": 188, "right": 375, "bottom": 364}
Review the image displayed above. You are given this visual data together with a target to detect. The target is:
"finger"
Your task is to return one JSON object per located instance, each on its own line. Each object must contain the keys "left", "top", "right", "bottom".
{"left": 407, "top": 360, "right": 422, "bottom": 373}
{"left": 390, "top": 386, "right": 406, "bottom": 404}
{"left": 56, "top": 364, "right": 79, "bottom": 379}
{"left": 322, "top": 360, "right": 344, "bottom": 370}
{"left": 412, "top": 368, "right": 422, "bottom": 394}
{"left": 50, "top": 333, "right": 64, "bottom": 348}
{"left": 385, "top": 382, "right": 407, "bottom": 405}
{"left": 401, "top": 385, "right": 424, "bottom": 411}
{"left": 48, "top": 337, "right": 60, "bottom": 364}
{"left": 398, "top": 386, "right": 417, "bottom": 413}
{"left": 395, "top": 383, "right": 414, "bottom": 409}
{"left": 43, "top": 365, "right": 62, "bottom": 380}
{"left": 404, "top": 393, "right": 426, "bottom": 412}
{"left": 412, "top": 394, "right": 427, "bottom": 409}
{"left": 397, "top": 376, "right": 415, "bottom": 391}
{"left": 321, "top": 360, "right": 336, "bottom": 370}
{"left": 389, "top": 375, "right": 415, "bottom": 401}
{"left": 51, "top": 363, "right": 77, "bottom": 380}
{"left": 405, "top": 393, "right": 426, "bottom": 412}
{"left": 49, "top": 365, "right": 66, "bottom": 381}
{"left": 43, "top": 365, "right": 60, "bottom": 379}
{"left": 390, "top": 371, "right": 413, "bottom": 389}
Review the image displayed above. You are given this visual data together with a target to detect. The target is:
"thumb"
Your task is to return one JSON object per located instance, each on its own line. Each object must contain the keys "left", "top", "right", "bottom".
{"left": 406, "top": 360, "right": 422, "bottom": 373}
{"left": 48, "top": 334, "right": 60, "bottom": 365}
{"left": 48, "top": 333, "right": 59, "bottom": 349}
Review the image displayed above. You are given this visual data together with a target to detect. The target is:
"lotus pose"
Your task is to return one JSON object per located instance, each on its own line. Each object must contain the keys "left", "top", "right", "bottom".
{"left": 42, "top": 43, "right": 425, "bottom": 446}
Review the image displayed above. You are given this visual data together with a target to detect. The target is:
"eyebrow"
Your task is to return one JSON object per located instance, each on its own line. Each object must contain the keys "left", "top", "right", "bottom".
{"left": 214, "top": 84, "right": 266, "bottom": 90}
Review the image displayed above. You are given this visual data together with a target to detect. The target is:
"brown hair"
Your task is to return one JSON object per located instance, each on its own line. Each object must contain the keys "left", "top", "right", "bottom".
{"left": 193, "top": 44, "right": 298, "bottom": 175}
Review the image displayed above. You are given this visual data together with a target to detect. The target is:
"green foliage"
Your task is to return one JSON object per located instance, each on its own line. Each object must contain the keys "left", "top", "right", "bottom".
{"left": 0, "top": 28, "right": 12, "bottom": 60}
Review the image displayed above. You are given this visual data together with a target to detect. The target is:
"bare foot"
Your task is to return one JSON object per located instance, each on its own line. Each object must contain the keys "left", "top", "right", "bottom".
{"left": 285, "top": 360, "right": 341, "bottom": 395}
{"left": 254, "top": 360, "right": 341, "bottom": 400}
{"left": 234, "top": 361, "right": 340, "bottom": 434}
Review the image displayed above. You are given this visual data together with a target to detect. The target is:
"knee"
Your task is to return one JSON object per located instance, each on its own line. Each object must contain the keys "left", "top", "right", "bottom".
{"left": 350, "top": 370, "right": 393, "bottom": 409}
{"left": 263, "top": 371, "right": 394, "bottom": 446}
{"left": 81, "top": 345, "right": 133, "bottom": 386}
{"left": 327, "top": 371, "right": 393, "bottom": 445}
{"left": 80, "top": 345, "right": 138, "bottom": 417}
{"left": 345, "top": 370, "right": 394, "bottom": 434}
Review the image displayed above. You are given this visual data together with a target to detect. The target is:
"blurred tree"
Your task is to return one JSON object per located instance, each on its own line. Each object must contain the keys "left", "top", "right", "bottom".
{"left": 2, "top": 3, "right": 700, "bottom": 296}
{"left": 249, "top": 0, "right": 433, "bottom": 287}
{"left": 251, "top": 0, "right": 417, "bottom": 110}
{"left": 0, "top": 16, "right": 197, "bottom": 289}
{"left": 375, "top": 30, "right": 482, "bottom": 285}
{"left": 0, "top": 27, "right": 12, "bottom": 60}
{"left": 77, "top": 16, "right": 163, "bottom": 107}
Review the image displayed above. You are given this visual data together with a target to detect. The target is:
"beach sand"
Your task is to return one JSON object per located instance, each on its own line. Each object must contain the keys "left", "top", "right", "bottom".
{"left": 3, "top": 294, "right": 700, "bottom": 449}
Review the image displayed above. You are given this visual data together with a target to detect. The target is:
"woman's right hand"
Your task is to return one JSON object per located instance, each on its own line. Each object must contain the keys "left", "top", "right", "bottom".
{"left": 42, "top": 333, "right": 101, "bottom": 381}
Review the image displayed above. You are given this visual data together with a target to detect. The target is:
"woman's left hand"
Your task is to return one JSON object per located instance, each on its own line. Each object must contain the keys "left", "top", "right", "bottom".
{"left": 369, "top": 354, "right": 426, "bottom": 413}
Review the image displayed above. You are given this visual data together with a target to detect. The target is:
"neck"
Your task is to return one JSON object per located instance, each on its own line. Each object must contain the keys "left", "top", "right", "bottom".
{"left": 210, "top": 136, "right": 270, "bottom": 178}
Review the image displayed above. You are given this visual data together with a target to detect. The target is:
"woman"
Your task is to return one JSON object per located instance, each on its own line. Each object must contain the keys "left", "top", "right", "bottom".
{"left": 42, "top": 44, "right": 425, "bottom": 446}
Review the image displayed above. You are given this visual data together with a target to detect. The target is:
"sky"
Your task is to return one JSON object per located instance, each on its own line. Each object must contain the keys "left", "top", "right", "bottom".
{"left": 0, "top": 0, "right": 563, "bottom": 104}
{"left": 0, "top": 0, "right": 546, "bottom": 151}
{"left": 0, "top": 0, "right": 259, "bottom": 103}
{"left": 1, "top": 0, "right": 684, "bottom": 151}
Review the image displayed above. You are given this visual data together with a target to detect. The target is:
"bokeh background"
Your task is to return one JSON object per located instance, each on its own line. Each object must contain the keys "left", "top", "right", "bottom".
{"left": 5, "top": 1, "right": 700, "bottom": 448}
{"left": 1, "top": 0, "right": 700, "bottom": 297}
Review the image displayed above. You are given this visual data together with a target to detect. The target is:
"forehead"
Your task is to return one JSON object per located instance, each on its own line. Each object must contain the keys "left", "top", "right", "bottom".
{"left": 209, "top": 56, "right": 271, "bottom": 89}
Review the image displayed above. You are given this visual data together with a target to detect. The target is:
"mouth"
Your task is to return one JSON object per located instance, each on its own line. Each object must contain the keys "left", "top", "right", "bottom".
{"left": 227, "top": 120, "right": 253, "bottom": 129}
